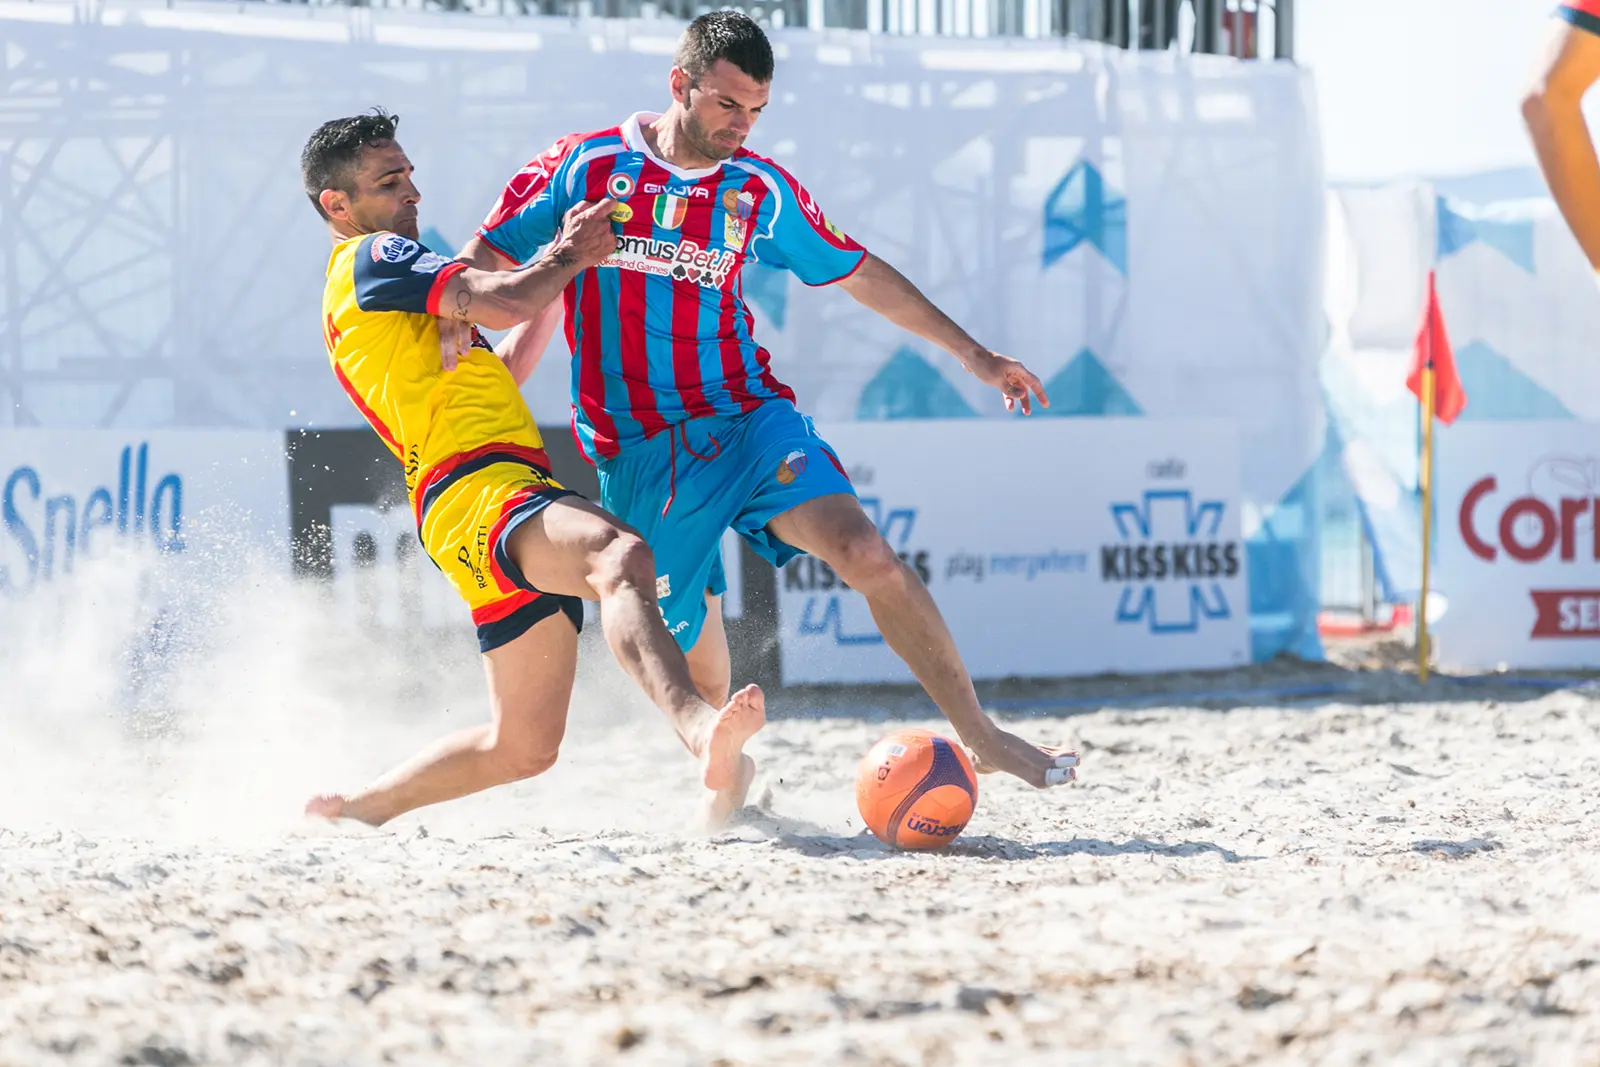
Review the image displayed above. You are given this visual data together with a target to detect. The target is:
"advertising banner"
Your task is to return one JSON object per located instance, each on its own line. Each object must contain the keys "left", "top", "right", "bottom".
{"left": 0, "top": 431, "right": 289, "bottom": 601}
{"left": 1435, "top": 422, "right": 1600, "bottom": 669}
{"left": 776, "top": 419, "right": 1249, "bottom": 684}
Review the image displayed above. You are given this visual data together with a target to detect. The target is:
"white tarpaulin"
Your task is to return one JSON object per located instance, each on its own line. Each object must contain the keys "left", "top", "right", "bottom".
{"left": 0, "top": 431, "right": 289, "bottom": 600}
{"left": 777, "top": 419, "right": 1249, "bottom": 684}
{"left": 1, "top": 1, "right": 1326, "bottom": 666}
{"left": 1434, "top": 422, "right": 1600, "bottom": 670}
{"left": 1324, "top": 184, "right": 1600, "bottom": 624}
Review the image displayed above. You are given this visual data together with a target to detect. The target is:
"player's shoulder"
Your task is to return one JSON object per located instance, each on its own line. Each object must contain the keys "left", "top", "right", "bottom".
{"left": 539, "top": 126, "right": 628, "bottom": 165}
{"left": 729, "top": 147, "right": 801, "bottom": 183}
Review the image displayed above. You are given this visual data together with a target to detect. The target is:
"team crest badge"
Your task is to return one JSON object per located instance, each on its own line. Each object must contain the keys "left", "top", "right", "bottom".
{"left": 371, "top": 233, "right": 418, "bottom": 263}
{"left": 775, "top": 449, "right": 808, "bottom": 486}
{"left": 652, "top": 193, "right": 687, "bottom": 230}
{"left": 724, "top": 215, "right": 749, "bottom": 249}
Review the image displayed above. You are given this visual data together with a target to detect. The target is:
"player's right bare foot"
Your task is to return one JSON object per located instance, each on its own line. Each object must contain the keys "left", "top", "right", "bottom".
{"left": 701, "top": 684, "right": 765, "bottom": 793}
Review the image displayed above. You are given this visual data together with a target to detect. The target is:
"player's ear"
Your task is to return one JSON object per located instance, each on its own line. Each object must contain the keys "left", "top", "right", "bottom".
{"left": 668, "top": 66, "right": 692, "bottom": 107}
{"left": 319, "top": 187, "right": 350, "bottom": 223}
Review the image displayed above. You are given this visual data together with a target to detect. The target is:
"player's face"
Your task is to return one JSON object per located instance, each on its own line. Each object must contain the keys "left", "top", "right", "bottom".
{"left": 344, "top": 141, "right": 422, "bottom": 240}
{"left": 678, "top": 59, "right": 771, "bottom": 161}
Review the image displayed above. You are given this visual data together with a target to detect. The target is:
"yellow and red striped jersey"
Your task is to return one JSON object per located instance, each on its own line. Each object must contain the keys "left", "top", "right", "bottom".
{"left": 320, "top": 232, "right": 551, "bottom": 520}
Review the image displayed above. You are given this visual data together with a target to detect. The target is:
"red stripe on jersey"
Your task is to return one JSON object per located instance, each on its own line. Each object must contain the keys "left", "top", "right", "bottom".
{"left": 754, "top": 345, "right": 797, "bottom": 406}
{"left": 616, "top": 159, "right": 671, "bottom": 438}
{"left": 481, "top": 132, "right": 589, "bottom": 233}
{"left": 1567, "top": 0, "right": 1600, "bottom": 16}
{"left": 575, "top": 272, "right": 622, "bottom": 459}
{"left": 717, "top": 282, "right": 758, "bottom": 412}
{"left": 717, "top": 173, "right": 765, "bottom": 411}
{"left": 411, "top": 441, "right": 554, "bottom": 527}
{"left": 671, "top": 175, "right": 719, "bottom": 419}
{"left": 333, "top": 362, "right": 402, "bottom": 458}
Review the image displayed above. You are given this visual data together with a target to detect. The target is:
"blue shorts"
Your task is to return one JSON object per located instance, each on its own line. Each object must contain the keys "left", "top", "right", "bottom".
{"left": 596, "top": 400, "right": 857, "bottom": 651}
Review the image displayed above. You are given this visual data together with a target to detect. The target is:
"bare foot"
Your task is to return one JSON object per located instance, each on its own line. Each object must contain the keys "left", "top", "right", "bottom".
{"left": 702, "top": 752, "right": 757, "bottom": 831}
{"left": 701, "top": 684, "right": 765, "bottom": 792}
{"left": 303, "top": 793, "right": 385, "bottom": 826}
{"left": 304, "top": 793, "right": 347, "bottom": 819}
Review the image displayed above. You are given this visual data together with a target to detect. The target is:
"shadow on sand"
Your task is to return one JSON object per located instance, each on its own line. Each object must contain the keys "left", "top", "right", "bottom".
{"left": 722, "top": 808, "right": 1260, "bottom": 864}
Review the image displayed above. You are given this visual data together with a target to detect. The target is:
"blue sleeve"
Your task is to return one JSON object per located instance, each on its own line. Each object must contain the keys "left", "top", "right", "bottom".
{"left": 351, "top": 233, "right": 466, "bottom": 315}
{"left": 476, "top": 136, "right": 581, "bottom": 265}
{"left": 746, "top": 164, "right": 866, "bottom": 287}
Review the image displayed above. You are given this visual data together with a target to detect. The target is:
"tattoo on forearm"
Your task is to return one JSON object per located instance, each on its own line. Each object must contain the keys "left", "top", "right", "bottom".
{"left": 453, "top": 289, "right": 472, "bottom": 321}
{"left": 549, "top": 247, "right": 576, "bottom": 270}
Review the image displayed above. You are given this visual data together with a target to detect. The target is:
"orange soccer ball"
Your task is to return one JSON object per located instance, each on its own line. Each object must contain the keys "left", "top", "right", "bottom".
{"left": 855, "top": 729, "right": 978, "bottom": 850}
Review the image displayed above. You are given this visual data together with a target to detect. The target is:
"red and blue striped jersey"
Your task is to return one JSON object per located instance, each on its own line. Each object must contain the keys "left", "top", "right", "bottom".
{"left": 1559, "top": 0, "right": 1600, "bottom": 34}
{"left": 477, "top": 112, "right": 867, "bottom": 463}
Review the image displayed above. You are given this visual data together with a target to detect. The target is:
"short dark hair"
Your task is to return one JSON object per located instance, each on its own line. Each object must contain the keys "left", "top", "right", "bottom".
{"left": 300, "top": 108, "right": 400, "bottom": 220}
{"left": 675, "top": 11, "right": 774, "bottom": 85}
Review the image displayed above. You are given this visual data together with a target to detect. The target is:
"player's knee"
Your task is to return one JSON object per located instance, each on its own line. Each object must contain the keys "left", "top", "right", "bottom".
{"left": 488, "top": 735, "right": 560, "bottom": 782}
{"left": 588, "top": 528, "right": 657, "bottom": 599}
{"left": 828, "top": 527, "right": 905, "bottom": 593}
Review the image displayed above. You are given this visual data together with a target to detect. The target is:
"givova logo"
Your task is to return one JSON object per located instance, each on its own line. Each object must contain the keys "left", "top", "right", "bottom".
{"left": 1101, "top": 489, "right": 1241, "bottom": 634}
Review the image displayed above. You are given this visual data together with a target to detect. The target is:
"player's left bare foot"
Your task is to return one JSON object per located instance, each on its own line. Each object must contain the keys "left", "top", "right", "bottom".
{"left": 303, "top": 793, "right": 383, "bottom": 826}
{"left": 703, "top": 752, "right": 758, "bottom": 831}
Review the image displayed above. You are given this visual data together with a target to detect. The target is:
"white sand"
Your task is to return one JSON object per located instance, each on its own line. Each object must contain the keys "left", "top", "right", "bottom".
{"left": 2, "top": 561, "right": 1598, "bottom": 1065}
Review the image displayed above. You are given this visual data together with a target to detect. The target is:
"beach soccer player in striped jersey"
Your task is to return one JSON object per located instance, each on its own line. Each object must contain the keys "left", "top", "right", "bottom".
{"left": 300, "top": 110, "right": 764, "bottom": 829}
{"left": 1526, "top": 2, "right": 1600, "bottom": 270}
{"left": 453, "top": 12, "right": 1079, "bottom": 808}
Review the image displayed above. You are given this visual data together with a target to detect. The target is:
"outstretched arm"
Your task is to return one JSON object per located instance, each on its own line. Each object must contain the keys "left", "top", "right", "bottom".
{"left": 1524, "top": 12, "right": 1600, "bottom": 269}
{"left": 433, "top": 200, "right": 613, "bottom": 368}
{"left": 495, "top": 301, "right": 565, "bottom": 388}
{"left": 838, "top": 253, "right": 1050, "bottom": 415}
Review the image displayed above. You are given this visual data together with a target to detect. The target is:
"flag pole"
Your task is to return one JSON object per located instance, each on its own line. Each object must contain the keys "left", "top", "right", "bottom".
{"left": 1418, "top": 363, "right": 1436, "bottom": 683}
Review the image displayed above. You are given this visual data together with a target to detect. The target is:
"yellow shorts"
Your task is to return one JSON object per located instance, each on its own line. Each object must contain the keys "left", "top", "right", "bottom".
{"left": 412, "top": 446, "right": 585, "bottom": 652}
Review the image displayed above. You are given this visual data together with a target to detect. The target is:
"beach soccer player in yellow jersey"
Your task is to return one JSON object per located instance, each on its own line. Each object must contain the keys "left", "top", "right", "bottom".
{"left": 299, "top": 109, "right": 764, "bottom": 829}
{"left": 1526, "top": 2, "right": 1600, "bottom": 268}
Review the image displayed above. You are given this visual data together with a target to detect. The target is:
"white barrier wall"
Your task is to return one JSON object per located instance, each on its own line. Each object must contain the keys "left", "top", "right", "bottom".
{"left": 1, "top": 1, "right": 1326, "bottom": 668}
{"left": 778, "top": 420, "right": 1250, "bottom": 683}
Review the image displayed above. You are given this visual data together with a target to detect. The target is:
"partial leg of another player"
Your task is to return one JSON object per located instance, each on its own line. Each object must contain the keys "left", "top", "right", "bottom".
{"left": 766, "top": 493, "right": 1077, "bottom": 789}
{"left": 508, "top": 497, "right": 764, "bottom": 816}
{"left": 305, "top": 608, "right": 579, "bottom": 826}
{"left": 682, "top": 593, "right": 755, "bottom": 826}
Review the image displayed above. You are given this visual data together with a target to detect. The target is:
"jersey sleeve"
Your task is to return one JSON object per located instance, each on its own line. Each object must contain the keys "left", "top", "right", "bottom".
{"left": 1558, "top": 1, "right": 1600, "bottom": 34}
{"left": 351, "top": 233, "right": 467, "bottom": 316}
{"left": 746, "top": 163, "right": 867, "bottom": 287}
{"left": 475, "top": 135, "right": 581, "bottom": 266}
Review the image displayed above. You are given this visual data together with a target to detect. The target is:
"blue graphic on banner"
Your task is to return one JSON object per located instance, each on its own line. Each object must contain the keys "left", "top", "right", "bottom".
{"left": 1042, "top": 349, "right": 1143, "bottom": 417}
{"left": 1246, "top": 459, "right": 1323, "bottom": 661}
{"left": 1043, "top": 161, "right": 1127, "bottom": 274}
{"left": 1108, "top": 489, "right": 1236, "bottom": 635}
{"left": 1435, "top": 197, "right": 1536, "bottom": 273}
{"left": 857, "top": 348, "right": 978, "bottom": 420}
{"left": 1453, "top": 341, "right": 1574, "bottom": 420}
{"left": 795, "top": 496, "right": 916, "bottom": 646}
